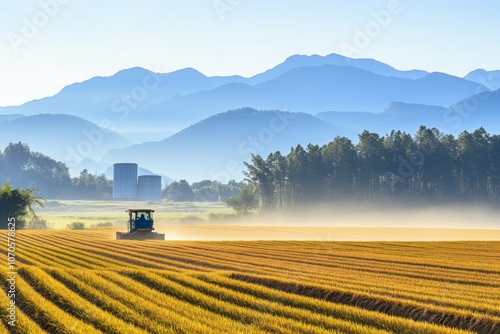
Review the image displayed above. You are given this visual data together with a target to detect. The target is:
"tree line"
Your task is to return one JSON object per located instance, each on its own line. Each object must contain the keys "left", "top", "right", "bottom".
{"left": 162, "top": 179, "right": 244, "bottom": 202}
{"left": 244, "top": 126, "right": 500, "bottom": 210}
{"left": 0, "top": 142, "right": 243, "bottom": 201}
{"left": 0, "top": 142, "right": 112, "bottom": 199}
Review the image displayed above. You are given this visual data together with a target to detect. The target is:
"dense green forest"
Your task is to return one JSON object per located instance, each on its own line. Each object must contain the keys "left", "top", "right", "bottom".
{"left": 244, "top": 126, "right": 500, "bottom": 210}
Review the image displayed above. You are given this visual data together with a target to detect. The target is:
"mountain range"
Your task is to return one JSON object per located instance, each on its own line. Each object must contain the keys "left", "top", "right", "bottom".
{"left": 103, "top": 108, "right": 353, "bottom": 181}
{"left": 0, "top": 114, "right": 131, "bottom": 171}
{"left": 1, "top": 53, "right": 499, "bottom": 181}
{"left": 136, "top": 65, "right": 487, "bottom": 131}
{"left": 316, "top": 91, "right": 500, "bottom": 136}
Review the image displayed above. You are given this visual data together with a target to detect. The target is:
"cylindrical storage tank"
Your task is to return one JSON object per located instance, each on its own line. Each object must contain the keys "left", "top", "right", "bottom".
{"left": 113, "top": 163, "right": 138, "bottom": 200}
{"left": 138, "top": 175, "right": 162, "bottom": 202}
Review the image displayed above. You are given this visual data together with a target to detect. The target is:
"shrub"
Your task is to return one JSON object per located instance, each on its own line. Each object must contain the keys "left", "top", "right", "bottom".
{"left": 27, "top": 216, "right": 51, "bottom": 230}
{"left": 225, "top": 184, "right": 258, "bottom": 215}
{"left": 67, "top": 221, "right": 85, "bottom": 230}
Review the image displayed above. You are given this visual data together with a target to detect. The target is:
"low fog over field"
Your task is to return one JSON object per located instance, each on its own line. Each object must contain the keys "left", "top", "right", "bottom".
{"left": 154, "top": 203, "right": 500, "bottom": 242}
{"left": 159, "top": 226, "right": 500, "bottom": 242}
{"left": 159, "top": 203, "right": 500, "bottom": 229}
{"left": 38, "top": 200, "right": 500, "bottom": 241}
{"left": 266, "top": 203, "right": 500, "bottom": 229}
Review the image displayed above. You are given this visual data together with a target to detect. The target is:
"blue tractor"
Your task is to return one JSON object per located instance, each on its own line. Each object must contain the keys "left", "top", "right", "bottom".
{"left": 116, "top": 209, "right": 165, "bottom": 240}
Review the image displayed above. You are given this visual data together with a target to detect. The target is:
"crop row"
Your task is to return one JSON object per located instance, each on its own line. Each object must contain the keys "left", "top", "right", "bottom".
{"left": 1, "top": 267, "right": 392, "bottom": 334}
{"left": 194, "top": 271, "right": 471, "bottom": 334}
{"left": 154, "top": 270, "right": 468, "bottom": 334}
{"left": 228, "top": 272, "right": 500, "bottom": 333}
{"left": 120, "top": 268, "right": 389, "bottom": 334}
{"left": 4, "top": 230, "right": 500, "bottom": 333}
{"left": 19, "top": 231, "right": 500, "bottom": 276}
{"left": 14, "top": 232, "right": 500, "bottom": 316}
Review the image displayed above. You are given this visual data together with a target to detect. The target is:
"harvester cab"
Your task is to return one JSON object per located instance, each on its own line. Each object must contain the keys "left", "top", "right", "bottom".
{"left": 116, "top": 209, "right": 165, "bottom": 240}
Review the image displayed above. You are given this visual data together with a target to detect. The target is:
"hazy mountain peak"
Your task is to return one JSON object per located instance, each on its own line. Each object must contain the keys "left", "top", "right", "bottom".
{"left": 56, "top": 66, "right": 154, "bottom": 101}
{"left": 172, "top": 67, "right": 204, "bottom": 74}
{"left": 420, "top": 71, "right": 459, "bottom": 79}
{"left": 226, "top": 107, "right": 260, "bottom": 115}
{"left": 168, "top": 67, "right": 207, "bottom": 78}
{"left": 251, "top": 53, "right": 428, "bottom": 84}
{"left": 114, "top": 66, "right": 153, "bottom": 77}
{"left": 0, "top": 113, "right": 132, "bottom": 175}
{"left": 467, "top": 68, "right": 488, "bottom": 75}
{"left": 464, "top": 69, "right": 500, "bottom": 91}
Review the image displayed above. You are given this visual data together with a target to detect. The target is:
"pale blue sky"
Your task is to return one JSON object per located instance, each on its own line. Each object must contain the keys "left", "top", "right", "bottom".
{"left": 1, "top": 0, "right": 499, "bottom": 106}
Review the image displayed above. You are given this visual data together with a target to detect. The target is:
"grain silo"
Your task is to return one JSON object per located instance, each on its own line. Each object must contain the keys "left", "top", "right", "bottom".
{"left": 113, "top": 163, "right": 138, "bottom": 200}
{"left": 137, "top": 175, "right": 162, "bottom": 202}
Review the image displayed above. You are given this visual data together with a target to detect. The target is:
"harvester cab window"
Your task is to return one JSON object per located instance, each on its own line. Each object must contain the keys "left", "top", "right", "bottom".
{"left": 133, "top": 212, "right": 151, "bottom": 222}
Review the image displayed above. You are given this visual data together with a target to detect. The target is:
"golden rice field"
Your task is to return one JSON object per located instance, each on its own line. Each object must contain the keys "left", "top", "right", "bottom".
{"left": 1, "top": 228, "right": 500, "bottom": 333}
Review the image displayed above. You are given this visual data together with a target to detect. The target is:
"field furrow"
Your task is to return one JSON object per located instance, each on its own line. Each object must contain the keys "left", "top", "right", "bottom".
{"left": 18, "top": 267, "right": 147, "bottom": 334}
{"left": 0, "top": 283, "right": 46, "bottom": 334}
{"left": 46, "top": 268, "right": 214, "bottom": 333}
{"left": 95, "top": 269, "right": 267, "bottom": 333}
{"left": 3, "top": 230, "right": 500, "bottom": 334}
{"left": 121, "top": 269, "right": 381, "bottom": 334}
{"left": 0, "top": 273, "right": 101, "bottom": 334}
{"left": 196, "top": 272, "right": 471, "bottom": 334}
{"left": 230, "top": 272, "right": 500, "bottom": 333}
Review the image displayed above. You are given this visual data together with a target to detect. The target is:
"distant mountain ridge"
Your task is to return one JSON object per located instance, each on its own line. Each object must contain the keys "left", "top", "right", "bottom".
{"left": 1, "top": 53, "right": 489, "bottom": 135}
{"left": 247, "top": 53, "right": 429, "bottom": 84}
{"left": 103, "top": 108, "right": 353, "bottom": 181}
{"left": 56, "top": 67, "right": 216, "bottom": 102}
{"left": 316, "top": 91, "right": 500, "bottom": 137}
{"left": 316, "top": 103, "right": 449, "bottom": 135}
{"left": 464, "top": 69, "right": 500, "bottom": 91}
{"left": 0, "top": 114, "right": 132, "bottom": 175}
{"left": 1, "top": 52, "right": 500, "bottom": 181}
{"left": 136, "top": 64, "right": 488, "bottom": 131}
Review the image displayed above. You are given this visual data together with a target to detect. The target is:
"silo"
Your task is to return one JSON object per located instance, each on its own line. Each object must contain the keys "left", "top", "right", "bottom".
{"left": 138, "top": 175, "right": 162, "bottom": 202}
{"left": 113, "top": 163, "right": 138, "bottom": 200}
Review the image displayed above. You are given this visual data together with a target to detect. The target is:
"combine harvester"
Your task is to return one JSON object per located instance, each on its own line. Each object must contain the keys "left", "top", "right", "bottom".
{"left": 116, "top": 209, "right": 165, "bottom": 240}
